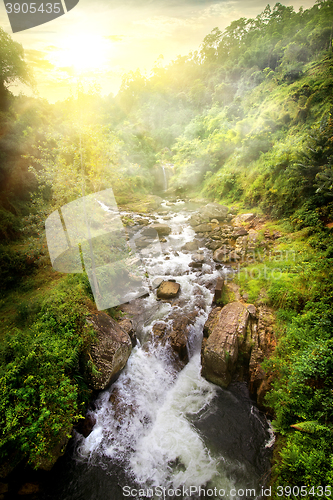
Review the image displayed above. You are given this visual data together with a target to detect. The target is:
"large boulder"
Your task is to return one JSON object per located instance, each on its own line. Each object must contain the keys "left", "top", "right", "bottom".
{"left": 75, "top": 413, "right": 97, "bottom": 438}
{"left": 33, "top": 425, "right": 73, "bottom": 471}
{"left": 87, "top": 312, "right": 132, "bottom": 390}
{"left": 232, "top": 227, "right": 248, "bottom": 238}
{"left": 181, "top": 240, "right": 199, "bottom": 251}
{"left": 151, "top": 311, "right": 198, "bottom": 363}
{"left": 194, "top": 223, "right": 213, "bottom": 233}
{"left": 191, "top": 253, "right": 206, "bottom": 264}
{"left": 118, "top": 318, "right": 137, "bottom": 347}
{"left": 201, "top": 203, "right": 229, "bottom": 221}
{"left": 213, "top": 246, "right": 238, "bottom": 263}
{"left": 232, "top": 213, "right": 254, "bottom": 225}
{"left": 188, "top": 214, "right": 204, "bottom": 227}
{"left": 201, "top": 302, "right": 249, "bottom": 388}
{"left": 147, "top": 195, "right": 163, "bottom": 209}
{"left": 206, "top": 240, "right": 223, "bottom": 251}
{"left": 157, "top": 281, "right": 180, "bottom": 299}
{"left": 213, "top": 277, "right": 225, "bottom": 303}
{"left": 143, "top": 224, "right": 171, "bottom": 237}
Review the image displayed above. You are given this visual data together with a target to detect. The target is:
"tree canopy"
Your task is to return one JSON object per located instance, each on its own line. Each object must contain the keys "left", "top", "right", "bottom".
{"left": 0, "top": 28, "right": 29, "bottom": 109}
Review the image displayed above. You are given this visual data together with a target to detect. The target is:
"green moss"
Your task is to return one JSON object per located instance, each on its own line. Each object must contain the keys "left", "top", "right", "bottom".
{"left": 217, "top": 284, "right": 236, "bottom": 306}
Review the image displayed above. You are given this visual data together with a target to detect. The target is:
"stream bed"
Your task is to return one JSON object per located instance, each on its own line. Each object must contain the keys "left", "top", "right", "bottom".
{"left": 41, "top": 199, "right": 273, "bottom": 500}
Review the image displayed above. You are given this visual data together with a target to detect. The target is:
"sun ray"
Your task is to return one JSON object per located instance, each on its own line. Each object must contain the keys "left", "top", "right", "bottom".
{"left": 50, "top": 33, "right": 111, "bottom": 73}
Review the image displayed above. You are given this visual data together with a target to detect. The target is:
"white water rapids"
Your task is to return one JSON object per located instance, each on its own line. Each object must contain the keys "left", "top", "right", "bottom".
{"left": 43, "top": 200, "right": 273, "bottom": 500}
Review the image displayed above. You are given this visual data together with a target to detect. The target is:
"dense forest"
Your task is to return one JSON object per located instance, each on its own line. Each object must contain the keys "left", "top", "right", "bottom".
{"left": 1, "top": 0, "right": 333, "bottom": 494}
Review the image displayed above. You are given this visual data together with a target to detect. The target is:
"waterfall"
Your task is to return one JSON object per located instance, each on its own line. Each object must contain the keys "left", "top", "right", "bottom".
{"left": 162, "top": 165, "right": 167, "bottom": 192}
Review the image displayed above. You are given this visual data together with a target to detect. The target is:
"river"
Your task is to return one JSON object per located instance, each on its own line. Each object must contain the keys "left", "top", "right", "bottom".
{"left": 41, "top": 199, "right": 273, "bottom": 500}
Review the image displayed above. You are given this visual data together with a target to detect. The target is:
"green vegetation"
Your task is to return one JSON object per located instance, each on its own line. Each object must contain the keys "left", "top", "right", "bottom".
{"left": 0, "top": 274, "right": 96, "bottom": 469}
{"left": 234, "top": 217, "right": 333, "bottom": 492}
{"left": 1, "top": 0, "right": 333, "bottom": 489}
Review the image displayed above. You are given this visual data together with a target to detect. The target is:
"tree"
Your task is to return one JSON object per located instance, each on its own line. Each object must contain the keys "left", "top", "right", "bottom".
{"left": 0, "top": 28, "right": 29, "bottom": 110}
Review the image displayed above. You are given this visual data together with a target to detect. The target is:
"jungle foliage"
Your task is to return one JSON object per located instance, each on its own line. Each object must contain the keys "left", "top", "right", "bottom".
{"left": 1, "top": 0, "right": 333, "bottom": 486}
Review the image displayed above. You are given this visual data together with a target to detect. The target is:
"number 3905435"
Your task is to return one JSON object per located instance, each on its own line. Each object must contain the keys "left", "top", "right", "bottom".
{"left": 5, "top": 3, "right": 61, "bottom": 14}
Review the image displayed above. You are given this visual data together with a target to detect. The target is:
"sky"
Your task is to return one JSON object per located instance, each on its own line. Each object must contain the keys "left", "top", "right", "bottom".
{"left": 0, "top": 0, "right": 318, "bottom": 102}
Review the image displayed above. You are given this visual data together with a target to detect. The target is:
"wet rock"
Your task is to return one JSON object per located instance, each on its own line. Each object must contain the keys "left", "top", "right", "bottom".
{"left": 247, "top": 230, "right": 259, "bottom": 251}
{"left": 188, "top": 214, "right": 204, "bottom": 227}
{"left": 18, "top": 483, "right": 39, "bottom": 496}
{"left": 87, "top": 312, "right": 132, "bottom": 391}
{"left": 235, "top": 235, "right": 248, "bottom": 252}
{"left": 201, "top": 302, "right": 249, "bottom": 388}
{"left": 152, "top": 277, "right": 164, "bottom": 289}
{"left": 225, "top": 251, "right": 241, "bottom": 263}
{"left": 76, "top": 413, "right": 96, "bottom": 438}
{"left": 152, "top": 312, "right": 198, "bottom": 363}
{"left": 109, "top": 387, "right": 135, "bottom": 423}
{"left": 232, "top": 227, "right": 248, "bottom": 238}
{"left": 152, "top": 321, "right": 187, "bottom": 362}
{"left": 194, "top": 223, "right": 213, "bottom": 233}
{"left": 118, "top": 318, "right": 137, "bottom": 347}
{"left": 201, "top": 203, "right": 229, "bottom": 221}
{"left": 213, "top": 246, "right": 238, "bottom": 263}
{"left": 136, "top": 218, "right": 150, "bottom": 226}
{"left": 213, "top": 277, "right": 224, "bottom": 303}
{"left": 188, "top": 261, "right": 203, "bottom": 269}
{"left": 203, "top": 307, "right": 221, "bottom": 338}
{"left": 232, "top": 213, "right": 254, "bottom": 225}
{"left": 151, "top": 223, "right": 172, "bottom": 236}
{"left": 148, "top": 195, "right": 163, "bottom": 209}
{"left": 156, "top": 281, "right": 180, "bottom": 299}
{"left": 192, "top": 253, "right": 205, "bottom": 263}
{"left": 143, "top": 224, "right": 171, "bottom": 237}
{"left": 206, "top": 240, "right": 222, "bottom": 251}
{"left": 247, "top": 304, "right": 257, "bottom": 318}
{"left": 249, "top": 306, "right": 276, "bottom": 409}
{"left": 213, "top": 246, "right": 229, "bottom": 262}
{"left": 181, "top": 240, "right": 199, "bottom": 251}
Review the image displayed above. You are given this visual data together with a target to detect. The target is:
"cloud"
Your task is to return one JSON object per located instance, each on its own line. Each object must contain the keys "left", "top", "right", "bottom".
{"left": 25, "top": 49, "right": 55, "bottom": 70}
{"left": 104, "top": 35, "right": 125, "bottom": 42}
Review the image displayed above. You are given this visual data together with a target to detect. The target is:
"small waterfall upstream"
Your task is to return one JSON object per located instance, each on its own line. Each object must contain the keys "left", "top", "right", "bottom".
{"left": 41, "top": 200, "right": 272, "bottom": 500}
{"left": 162, "top": 166, "right": 167, "bottom": 192}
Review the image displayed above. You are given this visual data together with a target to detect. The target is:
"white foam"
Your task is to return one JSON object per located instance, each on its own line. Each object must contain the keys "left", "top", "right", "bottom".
{"left": 74, "top": 204, "right": 267, "bottom": 494}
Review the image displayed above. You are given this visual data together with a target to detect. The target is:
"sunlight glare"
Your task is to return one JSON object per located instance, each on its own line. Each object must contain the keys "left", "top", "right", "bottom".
{"left": 52, "top": 34, "right": 110, "bottom": 73}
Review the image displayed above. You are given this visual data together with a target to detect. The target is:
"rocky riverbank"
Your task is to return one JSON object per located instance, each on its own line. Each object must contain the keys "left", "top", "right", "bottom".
{"left": 1, "top": 197, "right": 276, "bottom": 498}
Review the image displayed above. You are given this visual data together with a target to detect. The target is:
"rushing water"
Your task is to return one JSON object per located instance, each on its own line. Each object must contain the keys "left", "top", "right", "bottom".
{"left": 41, "top": 200, "right": 273, "bottom": 500}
